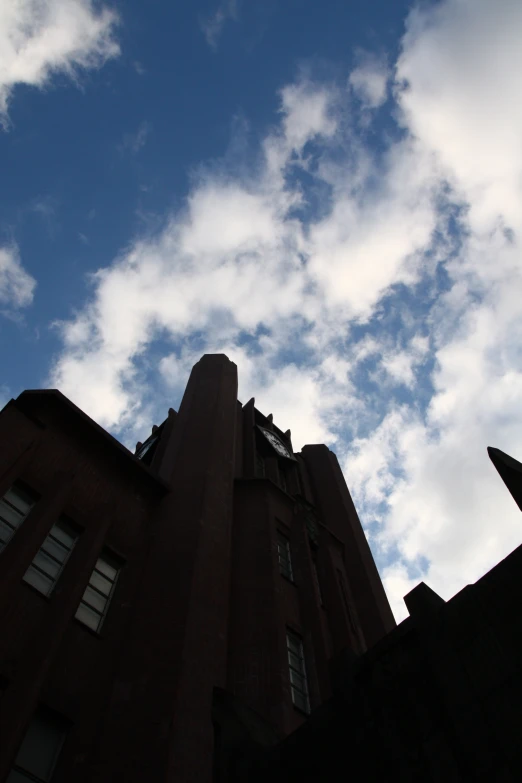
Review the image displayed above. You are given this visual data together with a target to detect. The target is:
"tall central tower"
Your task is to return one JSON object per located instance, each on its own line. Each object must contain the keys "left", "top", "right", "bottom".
{"left": 0, "top": 354, "right": 395, "bottom": 783}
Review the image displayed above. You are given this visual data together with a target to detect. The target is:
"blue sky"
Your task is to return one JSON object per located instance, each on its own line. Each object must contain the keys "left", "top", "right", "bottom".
{"left": 1, "top": 0, "right": 522, "bottom": 621}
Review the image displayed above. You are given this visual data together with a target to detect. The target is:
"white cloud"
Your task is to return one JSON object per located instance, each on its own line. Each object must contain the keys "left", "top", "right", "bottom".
{"left": 48, "top": 0, "right": 522, "bottom": 627}
{"left": 200, "top": 0, "right": 238, "bottom": 50}
{"left": 396, "top": 0, "right": 522, "bottom": 233}
{"left": 349, "top": 50, "right": 389, "bottom": 109}
{"left": 0, "top": 245, "right": 36, "bottom": 311}
{"left": 344, "top": 0, "right": 522, "bottom": 620}
{"left": 0, "top": 0, "right": 120, "bottom": 127}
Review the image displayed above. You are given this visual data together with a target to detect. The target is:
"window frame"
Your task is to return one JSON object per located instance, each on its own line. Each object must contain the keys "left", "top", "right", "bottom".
{"left": 75, "top": 550, "right": 121, "bottom": 633}
{"left": 312, "top": 557, "right": 323, "bottom": 606}
{"left": 286, "top": 629, "right": 311, "bottom": 715}
{"left": 23, "top": 518, "right": 78, "bottom": 597}
{"left": 8, "top": 706, "right": 69, "bottom": 783}
{"left": 0, "top": 483, "right": 37, "bottom": 553}
{"left": 277, "top": 530, "right": 294, "bottom": 582}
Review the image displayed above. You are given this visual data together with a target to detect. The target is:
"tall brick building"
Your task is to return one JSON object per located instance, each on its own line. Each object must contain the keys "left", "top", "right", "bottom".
{"left": 0, "top": 354, "right": 395, "bottom": 783}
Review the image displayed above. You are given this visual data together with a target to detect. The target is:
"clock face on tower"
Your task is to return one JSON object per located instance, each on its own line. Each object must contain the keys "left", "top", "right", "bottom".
{"left": 258, "top": 427, "right": 294, "bottom": 460}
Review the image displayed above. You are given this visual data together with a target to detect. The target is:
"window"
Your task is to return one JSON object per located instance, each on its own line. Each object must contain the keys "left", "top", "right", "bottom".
{"left": 23, "top": 519, "right": 78, "bottom": 596}
{"left": 312, "top": 559, "right": 323, "bottom": 605}
{"left": 286, "top": 630, "right": 310, "bottom": 715}
{"left": 277, "top": 531, "right": 293, "bottom": 581}
{"left": 337, "top": 569, "right": 357, "bottom": 636}
{"left": 256, "top": 452, "right": 265, "bottom": 478}
{"left": 0, "top": 484, "right": 36, "bottom": 553}
{"left": 75, "top": 551, "right": 120, "bottom": 632}
{"left": 278, "top": 464, "right": 287, "bottom": 493}
{"left": 8, "top": 707, "right": 68, "bottom": 782}
{"left": 136, "top": 433, "right": 159, "bottom": 466}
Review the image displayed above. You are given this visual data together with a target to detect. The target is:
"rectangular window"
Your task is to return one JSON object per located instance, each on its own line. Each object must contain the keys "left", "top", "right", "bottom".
{"left": 337, "top": 569, "right": 357, "bottom": 636}
{"left": 0, "top": 484, "right": 36, "bottom": 553}
{"left": 286, "top": 630, "right": 310, "bottom": 715}
{"left": 312, "top": 559, "right": 323, "bottom": 605}
{"left": 8, "top": 707, "right": 68, "bottom": 782}
{"left": 75, "top": 551, "right": 120, "bottom": 632}
{"left": 277, "top": 531, "right": 293, "bottom": 581}
{"left": 23, "top": 519, "right": 78, "bottom": 596}
{"left": 256, "top": 452, "right": 265, "bottom": 478}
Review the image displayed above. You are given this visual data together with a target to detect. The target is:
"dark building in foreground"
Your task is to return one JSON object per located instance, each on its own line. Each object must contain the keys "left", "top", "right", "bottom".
{"left": 0, "top": 354, "right": 394, "bottom": 782}
{"left": 1, "top": 353, "right": 521, "bottom": 783}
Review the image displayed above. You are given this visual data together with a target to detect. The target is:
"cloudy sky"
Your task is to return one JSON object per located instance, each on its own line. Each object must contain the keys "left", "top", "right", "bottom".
{"left": 1, "top": 0, "right": 522, "bottom": 621}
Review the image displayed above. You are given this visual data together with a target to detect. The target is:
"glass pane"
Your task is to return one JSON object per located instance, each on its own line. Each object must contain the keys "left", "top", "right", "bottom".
{"left": 96, "top": 557, "right": 118, "bottom": 581}
{"left": 82, "top": 585, "right": 107, "bottom": 614}
{"left": 32, "top": 550, "right": 61, "bottom": 579}
{"left": 290, "top": 669, "right": 305, "bottom": 689}
{"left": 287, "top": 634, "right": 301, "bottom": 655}
{"left": 4, "top": 486, "right": 34, "bottom": 514}
{"left": 90, "top": 569, "right": 113, "bottom": 596}
{"left": 75, "top": 601, "right": 102, "bottom": 631}
{"left": 0, "top": 499, "right": 24, "bottom": 528}
{"left": 288, "top": 651, "right": 301, "bottom": 672}
{"left": 23, "top": 566, "right": 54, "bottom": 596}
{"left": 292, "top": 689, "right": 309, "bottom": 713}
{"left": 0, "top": 519, "right": 15, "bottom": 547}
{"left": 41, "top": 536, "right": 69, "bottom": 565}
{"left": 14, "top": 710, "right": 66, "bottom": 780}
{"left": 50, "top": 521, "right": 76, "bottom": 549}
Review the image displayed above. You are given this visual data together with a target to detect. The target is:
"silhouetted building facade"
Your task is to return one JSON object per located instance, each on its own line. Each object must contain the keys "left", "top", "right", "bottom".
{"left": 0, "top": 354, "right": 395, "bottom": 783}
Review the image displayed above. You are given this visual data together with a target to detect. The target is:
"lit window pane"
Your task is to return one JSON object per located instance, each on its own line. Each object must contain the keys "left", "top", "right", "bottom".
{"left": 50, "top": 523, "right": 76, "bottom": 549}
{"left": 23, "top": 566, "right": 54, "bottom": 596}
{"left": 290, "top": 669, "right": 305, "bottom": 689}
{"left": 90, "top": 569, "right": 113, "bottom": 596}
{"left": 75, "top": 552, "right": 120, "bottom": 632}
{"left": 286, "top": 631, "right": 310, "bottom": 715}
{"left": 32, "top": 550, "right": 61, "bottom": 579}
{"left": 4, "top": 486, "right": 34, "bottom": 515}
{"left": 23, "top": 521, "right": 78, "bottom": 596}
{"left": 82, "top": 585, "right": 107, "bottom": 614}
{"left": 0, "top": 519, "right": 15, "bottom": 547}
{"left": 43, "top": 536, "right": 70, "bottom": 564}
{"left": 287, "top": 635, "right": 301, "bottom": 655}
{"left": 0, "top": 499, "right": 24, "bottom": 528}
{"left": 95, "top": 558, "right": 117, "bottom": 581}
{"left": 75, "top": 602, "right": 102, "bottom": 631}
{"left": 277, "top": 532, "right": 293, "bottom": 580}
{"left": 288, "top": 651, "right": 301, "bottom": 671}
{"left": 292, "top": 689, "right": 309, "bottom": 713}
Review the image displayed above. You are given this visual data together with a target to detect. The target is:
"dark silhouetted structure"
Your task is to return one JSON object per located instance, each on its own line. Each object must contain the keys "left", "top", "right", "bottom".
{"left": 0, "top": 354, "right": 395, "bottom": 783}
{"left": 1, "top": 354, "right": 521, "bottom": 782}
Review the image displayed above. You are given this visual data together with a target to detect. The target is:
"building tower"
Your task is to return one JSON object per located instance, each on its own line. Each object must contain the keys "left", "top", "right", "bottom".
{"left": 0, "top": 354, "right": 395, "bottom": 783}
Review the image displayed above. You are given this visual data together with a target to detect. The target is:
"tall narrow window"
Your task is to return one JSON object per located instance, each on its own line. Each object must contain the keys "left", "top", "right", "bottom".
{"left": 286, "top": 630, "right": 310, "bottom": 715}
{"left": 277, "top": 531, "right": 293, "bottom": 581}
{"left": 8, "top": 707, "right": 68, "bottom": 782}
{"left": 312, "top": 559, "right": 323, "bottom": 605}
{"left": 256, "top": 452, "right": 265, "bottom": 478}
{"left": 278, "top": 464, "right": 287, "bottom": 493}
{"left": 23, "top": 519, "right": 78, "bottom": 596}
{"left": 337, "top": 569, "right": 357, "bottom": 636}
{"left": 75, "top": 551, "right": 121, "bottom": 632}
{"left": 0, "top": 484, "right": 36, "bottom": 553}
